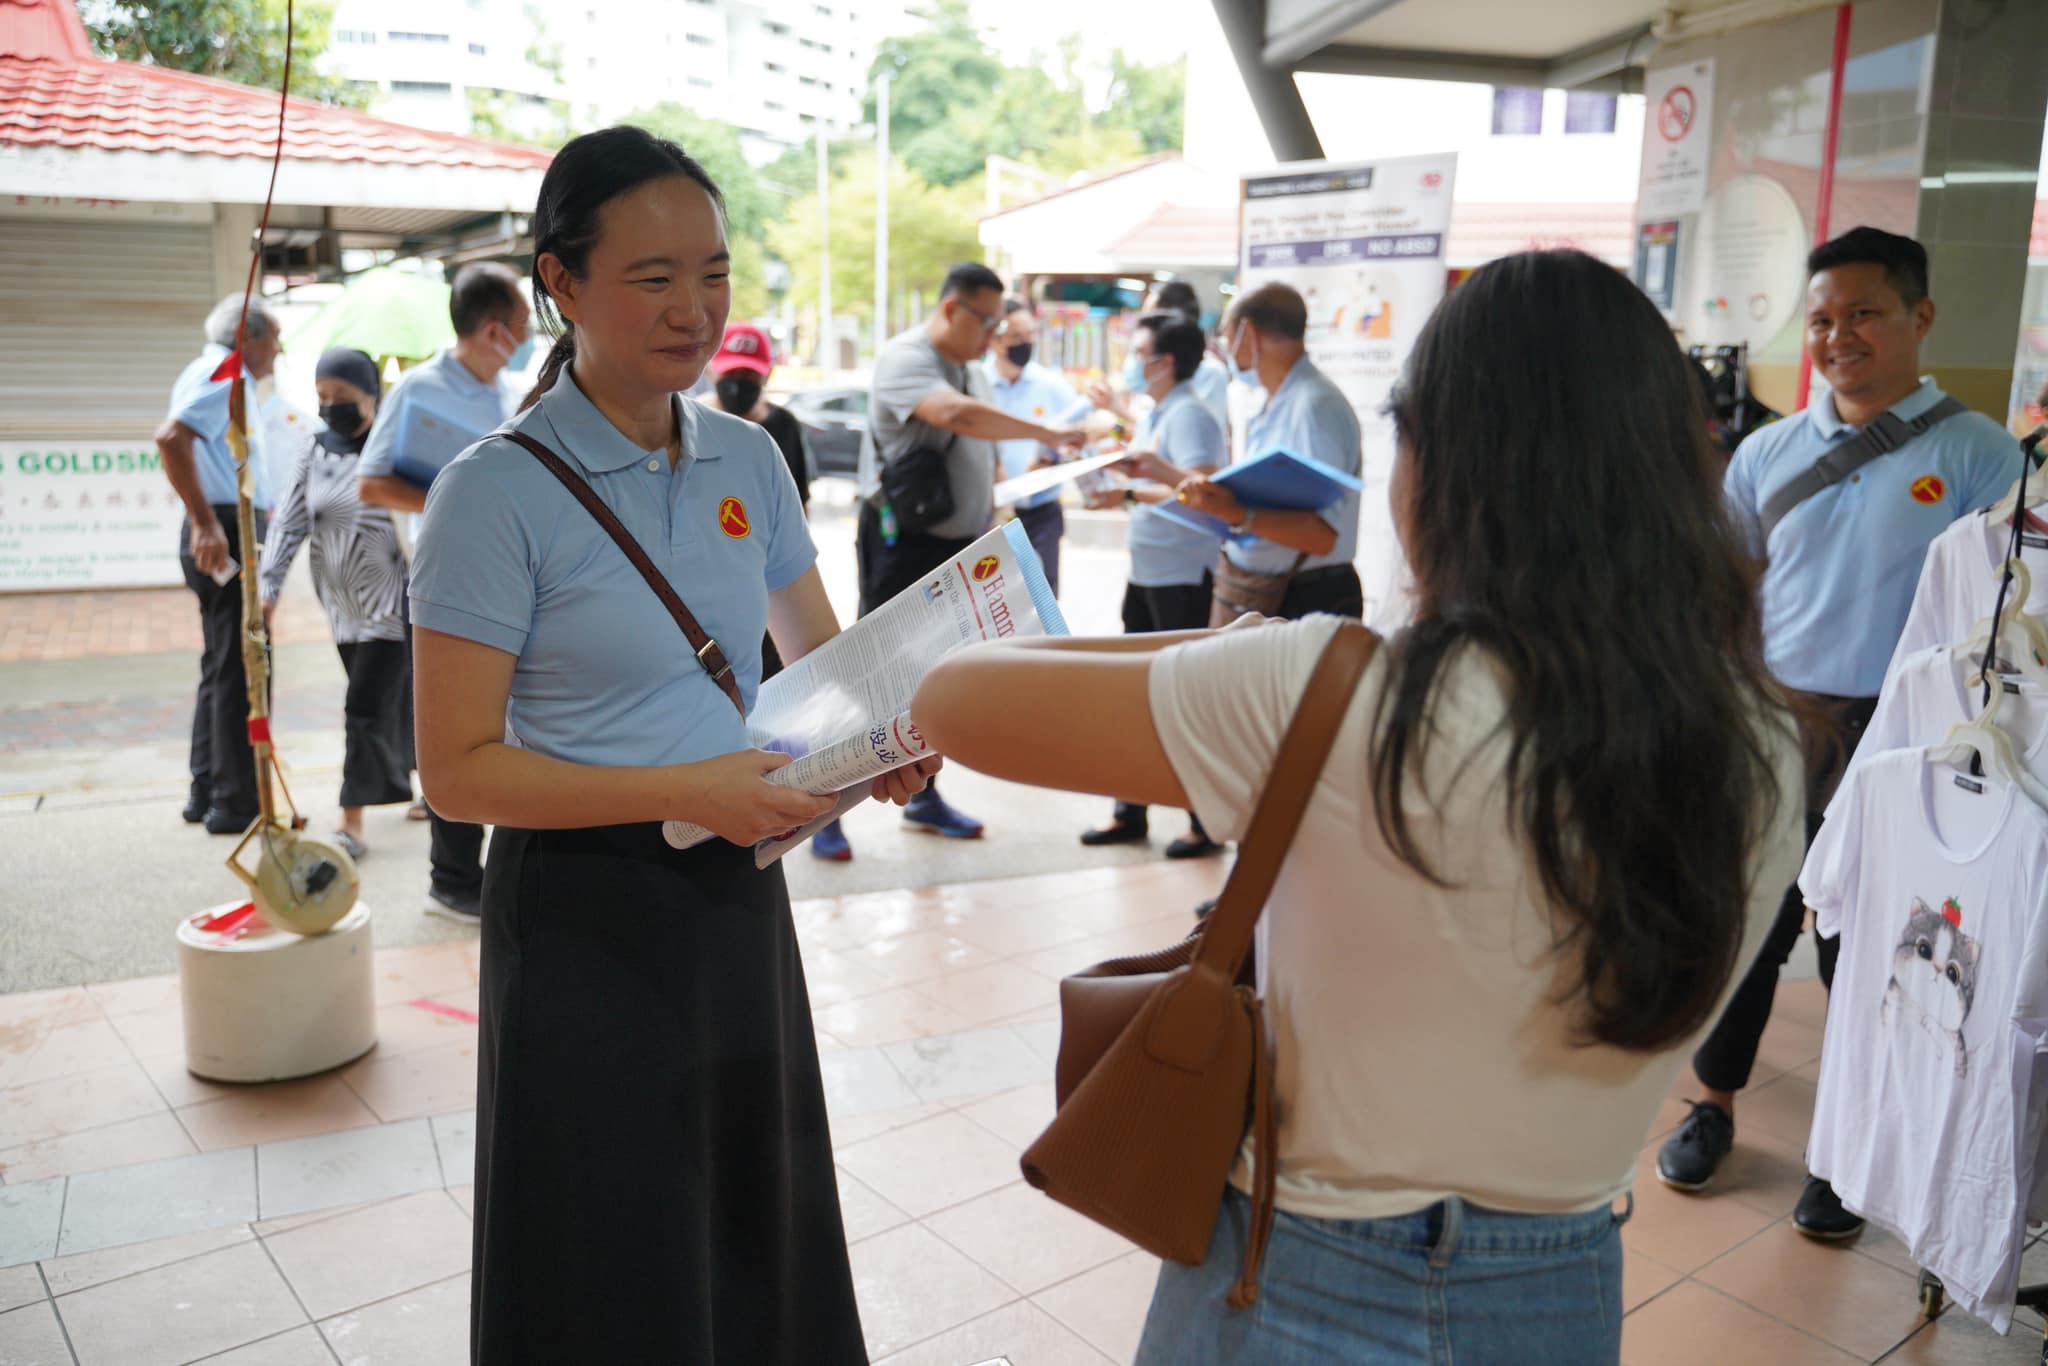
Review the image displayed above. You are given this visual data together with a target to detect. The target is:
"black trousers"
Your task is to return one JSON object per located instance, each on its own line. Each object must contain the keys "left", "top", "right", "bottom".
{"left": 1277, "top": 562, "right": 1365, "bottom": 621}
{"left": 473, "top": 826, "right": 863, "bottom": 1364}
{"left": 181, "top": 505, "right": 266, "bottom": 816}
{"left": 1111, "top": 576, "right": 1215, "bottom": 833}
{"left": 1014, "top": 500, "right": 1064, "bottom": 597}
{"left": 856, "top": 501, "right": 973, "bottom": 618}
{"left": 335, "top": 638, "right": 413, "bottom": 810}
{"left": 1691, "top": 694, "right": 1877, "bottom": 1093}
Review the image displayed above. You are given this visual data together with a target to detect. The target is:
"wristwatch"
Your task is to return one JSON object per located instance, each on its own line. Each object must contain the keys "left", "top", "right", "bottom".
{"left": 1229, "top": 508, "right": 1256, "bottom": 536}
{"left": 1122, "top": 488, "right": 1138, "bottom": 508}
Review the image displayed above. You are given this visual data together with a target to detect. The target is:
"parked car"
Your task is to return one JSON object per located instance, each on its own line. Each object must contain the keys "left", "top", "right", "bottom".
{"left": 783, "top": 384, "right": 868, "bottom": 477}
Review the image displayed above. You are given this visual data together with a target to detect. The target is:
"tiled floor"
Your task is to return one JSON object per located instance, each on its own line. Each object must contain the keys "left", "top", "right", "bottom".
{"left": 0, "top": 859, "right": 2043, "bottom": 1364}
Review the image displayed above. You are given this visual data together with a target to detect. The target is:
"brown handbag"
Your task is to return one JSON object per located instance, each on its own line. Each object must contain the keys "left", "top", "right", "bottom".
{"left": 1208, "top": 549, "right": 1309, "bottom": 627}
{"left": 1019, "top": 620, "right": 1376, "bottom": 1308}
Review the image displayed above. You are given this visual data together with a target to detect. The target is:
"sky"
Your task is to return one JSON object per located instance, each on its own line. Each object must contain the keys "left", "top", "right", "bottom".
{"left": 969, "top": 0, "right": 1195, "bottom": 81}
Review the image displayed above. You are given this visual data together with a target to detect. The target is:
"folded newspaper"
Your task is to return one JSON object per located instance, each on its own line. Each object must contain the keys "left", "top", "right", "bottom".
{"left": 662, "top": 520, "right": 1069, "bottom": 865}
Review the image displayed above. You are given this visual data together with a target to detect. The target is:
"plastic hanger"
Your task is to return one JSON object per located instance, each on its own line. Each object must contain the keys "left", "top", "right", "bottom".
{"left": 1991, "top": 424, "right": 2048, "bottom": 533}
{"left": 1926, "top": 707, "right": 2048, "bottom": 810}
{"left": 1961, "top": 560, "right": 2048, "bottom": 691}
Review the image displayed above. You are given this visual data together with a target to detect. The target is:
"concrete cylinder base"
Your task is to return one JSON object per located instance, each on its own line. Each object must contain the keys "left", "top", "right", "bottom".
{"left": 177, "top": 900, "right": 376, "bottom": 1083}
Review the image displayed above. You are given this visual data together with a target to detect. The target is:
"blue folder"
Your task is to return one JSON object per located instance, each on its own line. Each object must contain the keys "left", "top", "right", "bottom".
{"left": 390, "top": 397, "right": 490, "bottom": 491}
{"left": 1148, "top": 448, "right": 1365, "bottom": 539}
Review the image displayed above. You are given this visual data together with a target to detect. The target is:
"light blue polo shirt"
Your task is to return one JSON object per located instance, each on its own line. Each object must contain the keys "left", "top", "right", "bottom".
{"left": 358, "top": 347, "right": 513, "bottom": 495}
{"left": 1725, "top": 377, "right": 2016, "bottom": 697}
{"left": 1189, "top": 353, "right": 1231, "bottom": 433}
{"left": 166, "top": 344, "right": 273, "bottom": 510}
{"left": 986, "top": 361, "right": 1079, "bottom": 510}
{"left": 408, "top": 365, "right": 816, "bottom": 768}
{"left": 1225, "top": 354, "right": 1362, "bottom": 575}
{"left": 1129, "top": 382, "right": 1228, "bottom": 588}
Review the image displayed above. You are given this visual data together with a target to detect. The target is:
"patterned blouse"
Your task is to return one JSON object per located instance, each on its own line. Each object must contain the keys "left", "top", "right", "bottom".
{"left": 258, "top": 424, "right": 407, "bottom": 644}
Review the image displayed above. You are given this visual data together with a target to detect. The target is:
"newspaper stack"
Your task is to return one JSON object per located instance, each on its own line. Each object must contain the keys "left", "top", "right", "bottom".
{"left": 664, "top": 520, "right": 1068, "bottom": 865}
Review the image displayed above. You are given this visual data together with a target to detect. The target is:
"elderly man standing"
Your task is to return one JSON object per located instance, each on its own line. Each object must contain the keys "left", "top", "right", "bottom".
{"left": 985, "top": 298, "right": 1080, "bottom": 596}
{"left": 158, "top": 295, "right": 281, "bottom": 833}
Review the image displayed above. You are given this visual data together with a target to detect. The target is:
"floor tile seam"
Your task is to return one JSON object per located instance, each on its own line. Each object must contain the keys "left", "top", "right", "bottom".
{"left": 1676, "top": 1269, "right": 1894, "bottom": 1358}
{"left": 255, "top": 1189, "right": 424, "bottom": 1241}
{"left": 866, "top": 1288, "right": 1031, "bottom": 1363}
{"left": 310, "top": 1266, "right": 468, "bottom": 1331}
{"left": 0, "top": 1055, "right": 166, "bottom": 1116}
{"left": 184, "top": 1323, "right": 336, "bottom": 1366}
{"left": 248, "top": 1231, "right": 321, "bottom": 1337}
{"left": 913, "top": 1201, "right": 1127, "bottom": 1300}
{"left": 41, "top": 1226, "right": 259, "bottom": 1302}
{"left": 34, "top": 1263, "right": 81, "bottom": 1366}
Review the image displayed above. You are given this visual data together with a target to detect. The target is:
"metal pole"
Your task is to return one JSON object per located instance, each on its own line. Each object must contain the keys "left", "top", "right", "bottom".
{"left": 874, "top": 73, "right": 890, "bottom": 357}
{"left": 1796, "top": 2, "right": 1853, "bottom": 410}
{"left": 817, "top": 126, "right": 833, "bottom": 370}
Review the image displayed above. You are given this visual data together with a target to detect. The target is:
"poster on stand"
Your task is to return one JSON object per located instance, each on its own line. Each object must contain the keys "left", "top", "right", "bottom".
{"left": 1237, "top": 151, "right": 1457, "bottom": 626}
{"left": 1640, "top": 60, "right": 1715, "bottom": 219}
{"left": 0, "top": 440, "right": 184, "bottom": 589}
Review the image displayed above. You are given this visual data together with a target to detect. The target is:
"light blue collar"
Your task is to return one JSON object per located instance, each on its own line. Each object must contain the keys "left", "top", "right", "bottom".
{"left": 1809, "top": 376, "right": 1942, "bottom": 439}
{"left": 530, "top": 364, "right": 714, "bottom": 473}
{"left": 1264, "top": 352, "right": 1313, "bottom": 408}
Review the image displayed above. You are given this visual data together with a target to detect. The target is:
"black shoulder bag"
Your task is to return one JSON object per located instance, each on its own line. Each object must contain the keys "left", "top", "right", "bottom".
{"left": 1757, "top": 396, "right": 1968, "bottom": 543}
{"left": 878, "top": 363, "right": 972, "bottom": 536}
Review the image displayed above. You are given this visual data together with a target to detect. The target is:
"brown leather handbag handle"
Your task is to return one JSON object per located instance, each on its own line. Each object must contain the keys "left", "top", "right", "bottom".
{"left": 1191, "top": 620, "right": 1377, "bottom": 979}
{"left": 501, "top": 429, "right": 746, "bottom": 717}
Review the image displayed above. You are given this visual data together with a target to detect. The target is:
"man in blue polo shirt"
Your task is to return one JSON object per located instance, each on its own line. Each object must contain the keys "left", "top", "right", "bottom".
{"left": 1658, "top": 226, "right": 2015, "bottom": 1237}
{"left": 985, "top": 299, "right": 1080, "bottom": 595}
{"left": 358, "top": 262, "right": 531, "bottom": 924}
{"left": 158, "top": 294, "right": 282, "bottom": 833}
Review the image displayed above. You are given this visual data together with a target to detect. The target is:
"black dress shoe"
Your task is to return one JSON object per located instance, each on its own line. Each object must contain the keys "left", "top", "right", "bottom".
{"left": 1080, "top": 821, "right": 1148, "bottom": 847}
{"left": 1656, "top": 1101, "right": 1734, "bottom": 1192}
{"left": 202, "top": 806, "right": 256, "bottom": 836}
{"left": 1165, "top": 832, "right": 1224, "bottom": 860}
{"left": 1793, "top": 1175, "right": 1864, "bottom": 1241}
{"left": 181, "top": 795, "right": 209, "bottom": 824}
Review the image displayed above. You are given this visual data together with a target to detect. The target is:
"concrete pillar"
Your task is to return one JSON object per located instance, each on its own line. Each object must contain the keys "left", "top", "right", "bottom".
{"left": 211, "top": 204, "right": 260, "bottom": 304}
{"left": 1208, "top": 0, "right": 1325, "bottom": 164}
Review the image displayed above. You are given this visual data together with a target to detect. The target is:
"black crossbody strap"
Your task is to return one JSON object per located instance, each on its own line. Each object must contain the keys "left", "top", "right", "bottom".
{"left": 502, "top": 429, "right": 746, "bottom": 717}
{"left": 1758, "top": 396, "right": 1968, "bottom": 543}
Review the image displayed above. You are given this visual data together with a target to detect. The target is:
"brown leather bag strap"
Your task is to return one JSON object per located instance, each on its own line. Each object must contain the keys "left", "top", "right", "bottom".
{"left": 502, "top": 428, "right": 746, "bottom": 717}
{"left": 1192, "top": 620, "right": 1376, "bottom": 977}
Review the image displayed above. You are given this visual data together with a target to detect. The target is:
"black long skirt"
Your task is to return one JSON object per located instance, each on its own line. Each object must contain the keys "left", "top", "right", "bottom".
{"left": 471, "top": 824, "right": 865, "bottom": 1365}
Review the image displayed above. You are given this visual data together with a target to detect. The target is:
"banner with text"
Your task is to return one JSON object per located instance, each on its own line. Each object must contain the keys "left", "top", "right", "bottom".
{"left": 0, "top": 440, "right": 184, "bottom": 590}
{"left": 1238, "top": 152, "right": 1457, "bottom": 626}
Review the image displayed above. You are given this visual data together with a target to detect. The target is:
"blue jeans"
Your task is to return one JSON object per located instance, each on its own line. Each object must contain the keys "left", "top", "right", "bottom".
{"left": 1135, "top": 1187, "right": 1629, "bottom": 1365}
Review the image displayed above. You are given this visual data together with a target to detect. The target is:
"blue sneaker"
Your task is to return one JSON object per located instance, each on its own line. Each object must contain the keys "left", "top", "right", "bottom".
{"left": 810, "top": 819, "right": 852, "bottom": 862}
{"left": 902, "top": 790, "right": 984, "bottom": 839}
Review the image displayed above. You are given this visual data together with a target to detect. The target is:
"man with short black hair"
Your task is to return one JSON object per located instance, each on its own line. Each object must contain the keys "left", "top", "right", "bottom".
{"left": 159, "top": 295, "right": 284, "bottom": 832}
{"left": 849, "top": 262, "right": 1086, "bottom": 842}
{"left": 985, "top": 298, "right": 1080, "bottom": 594}
{"left": 357, "top": 260, "right": 531, "bottom": 924}
{"left": 1657, "top": 225, "right": 2016, "bottom": 1238}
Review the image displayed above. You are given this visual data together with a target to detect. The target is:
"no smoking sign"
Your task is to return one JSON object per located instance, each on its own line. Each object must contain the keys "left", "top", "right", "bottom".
{"left": 1659, "top": 86, "right": 1696, "bottom": 142}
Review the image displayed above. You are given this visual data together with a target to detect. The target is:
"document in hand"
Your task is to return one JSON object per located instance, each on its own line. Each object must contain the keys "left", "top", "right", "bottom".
{"left": 1149, "top": 448, "right": 1366, "bottom": 538}
{"left": 391, "top": 397, "right": 491, "bottom": 490}
{"left": 663, "top": 520, "right": 1068, "bottom": 865}
{"left": 993, "top": 449, "right": 1128, "bottom": 509}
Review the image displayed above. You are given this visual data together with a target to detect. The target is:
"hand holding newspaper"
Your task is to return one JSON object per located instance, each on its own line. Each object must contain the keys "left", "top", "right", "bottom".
{"left": 663, "top": 520, "right": 1068, "bottom": 866}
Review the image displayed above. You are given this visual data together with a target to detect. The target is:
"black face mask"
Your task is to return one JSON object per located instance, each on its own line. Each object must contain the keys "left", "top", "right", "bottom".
{"left": 318, "top": 402, "right": 363, "bottom": 435}
{"left": 715, "top": 374, "right": 763, "bottom": 415}
{"left": 1004, "top": 342, "right": 1033, "bottom": 368}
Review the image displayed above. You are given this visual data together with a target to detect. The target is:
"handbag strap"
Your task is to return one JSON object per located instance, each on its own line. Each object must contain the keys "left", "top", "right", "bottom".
{"left": 1756, "top": 395, "right": 1967, "bottom": 543}
{"left": 1193, "top": 620, "right": 1377, "bottom": 977}
{"left": 501, "top": 428, "right": 746, "bottom": 717}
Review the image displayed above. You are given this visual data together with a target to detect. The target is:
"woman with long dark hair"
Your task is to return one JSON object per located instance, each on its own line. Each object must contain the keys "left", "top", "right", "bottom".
{"left": 409, "top": 125, "right": 932, "bottom": 1363}
{"left": 913, "top": 249, "right": 1805, "bottom": 1362}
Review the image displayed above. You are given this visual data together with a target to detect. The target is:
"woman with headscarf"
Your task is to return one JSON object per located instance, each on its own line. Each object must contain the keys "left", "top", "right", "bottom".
{"left": 259, "top": 347, "right": 413, "bottom": 859}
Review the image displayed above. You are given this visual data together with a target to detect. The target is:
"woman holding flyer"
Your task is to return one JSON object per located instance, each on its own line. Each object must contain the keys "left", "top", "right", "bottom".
{"left": 408, "top": 125, "right": 934, "bottom": 1364}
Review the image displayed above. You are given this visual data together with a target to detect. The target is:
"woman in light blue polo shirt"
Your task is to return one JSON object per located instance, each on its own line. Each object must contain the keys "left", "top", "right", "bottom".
{"left": 408, "top": 126, "right": 931, "bottom": 1365}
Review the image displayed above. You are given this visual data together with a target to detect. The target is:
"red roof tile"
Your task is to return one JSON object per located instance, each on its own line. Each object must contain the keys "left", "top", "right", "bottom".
{"left": 0, "top": 0, "right": 551, "bottom": 172}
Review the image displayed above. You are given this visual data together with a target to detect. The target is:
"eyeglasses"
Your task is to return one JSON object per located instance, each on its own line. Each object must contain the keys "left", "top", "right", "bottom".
{"left": 959, "top": 301, "right": 1006, "bottom": 335}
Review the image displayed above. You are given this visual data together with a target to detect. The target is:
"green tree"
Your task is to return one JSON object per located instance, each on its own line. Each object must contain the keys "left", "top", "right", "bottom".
{"left": 767, "top": 149, "right": 981, "bottom": 332}
{"left": 1101, "top": 51, "right": 1185, "bottom": 154}
{"left": 620, "top": 103, "right": 777, "bottom": 317}
{"left": 83, "top": 0, "right": 367, "bottom": 107}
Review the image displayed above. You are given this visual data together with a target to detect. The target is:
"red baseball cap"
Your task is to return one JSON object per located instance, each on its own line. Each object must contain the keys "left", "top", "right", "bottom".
{"left": 711, "top": 322, "right": 773, "bottom": 377}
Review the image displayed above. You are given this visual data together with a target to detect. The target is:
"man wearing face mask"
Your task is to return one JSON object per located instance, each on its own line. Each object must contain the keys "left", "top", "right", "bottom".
{"left": 985, "top": 298, "right": 1079, "bottom": 595}
{"left": 157, "top": 295, "right": 282, "bottom": 833}
{"left": 708, "top": 322, "right": 809, "bottom": 509}
{"left": 357, "top": 261, "right": 531, "bottom": 924}
{"left": 1179, "top": 282, "right": 1366, "bottom": 622}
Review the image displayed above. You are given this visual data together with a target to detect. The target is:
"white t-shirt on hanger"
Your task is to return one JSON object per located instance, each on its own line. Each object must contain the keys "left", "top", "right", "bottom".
{"left": 1885, "top": 511, "right": 2048, "bottom": 691}
{"left": 1801, "top": 748, "right": 2048, "bottom": 1330}
{"left": 1842, "top": 645, "right": 2048, "bottom": 803}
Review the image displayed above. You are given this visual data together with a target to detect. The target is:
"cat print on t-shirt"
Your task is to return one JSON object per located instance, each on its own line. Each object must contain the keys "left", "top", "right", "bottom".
{"left": 1882, "top": 896, "right": 1981, "bottom": 1079}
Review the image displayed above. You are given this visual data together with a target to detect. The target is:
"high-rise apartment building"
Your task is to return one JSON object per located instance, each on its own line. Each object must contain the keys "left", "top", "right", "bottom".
{"left": 324, "top": 0, "right": 909, "bottom": 159}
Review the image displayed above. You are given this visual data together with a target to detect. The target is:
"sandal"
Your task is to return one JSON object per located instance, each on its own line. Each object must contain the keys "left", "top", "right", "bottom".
{"left": 406, "top": 801, "right": 430, "bottom": 822}
{"left": 333, "top": 830, "right": 369, "bottom": 860}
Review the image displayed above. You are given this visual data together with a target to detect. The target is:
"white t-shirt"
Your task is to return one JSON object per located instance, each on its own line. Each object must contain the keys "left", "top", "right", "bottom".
{"left": 1844, "top": 645, "right": 2048, "bottom": 803}
{"left": 1147, "top": 616, "right": 1805, "bottom": 1220}
{"left": 1801, "top": 748, "right": 2048, "bottom": 1331}
{"left": 1885, "top": 511, "right": 2048, "bottom": 691}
